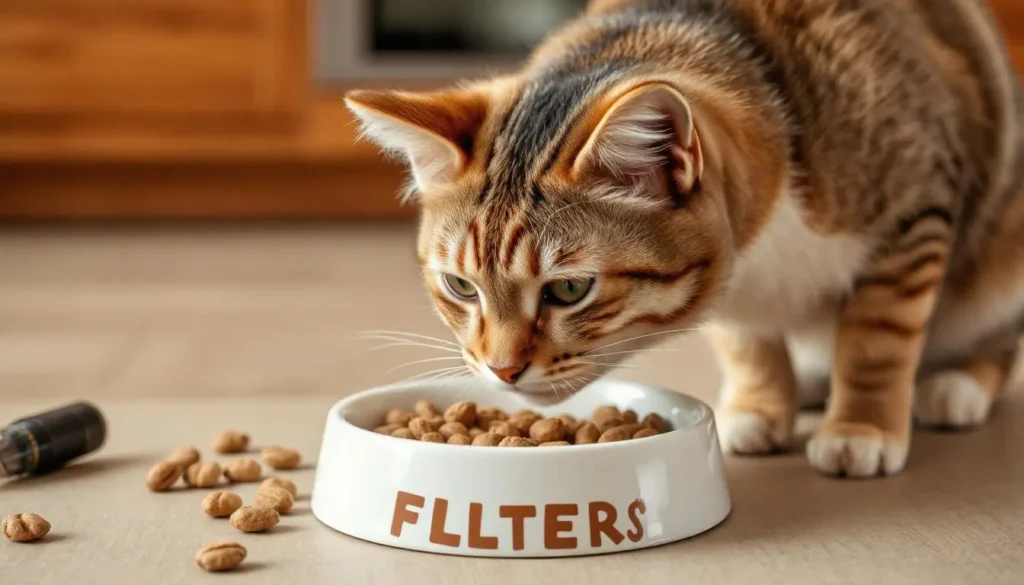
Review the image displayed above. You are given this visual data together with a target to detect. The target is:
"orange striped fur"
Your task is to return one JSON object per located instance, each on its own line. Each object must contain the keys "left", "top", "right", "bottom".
{"left": 346, "top": 0, "right": 1024, "bottom": 478}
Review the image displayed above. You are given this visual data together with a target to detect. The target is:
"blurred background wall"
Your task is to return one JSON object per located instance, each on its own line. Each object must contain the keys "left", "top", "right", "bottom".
{"left": 0, "top": 0, "right": 1021, "bottom": 221}
{"left": 0, "top": 0, "right": 589, "bottom": 220}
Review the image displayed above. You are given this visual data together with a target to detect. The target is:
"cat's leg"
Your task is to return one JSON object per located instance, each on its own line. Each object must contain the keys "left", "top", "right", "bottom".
{"left": 709, "top": 325, "right": 798, "bottom": 454}
{"left": 915, "top": 348, "right": 1018, "bottom": 428}
{"left": 806, "top": 212, "right": 950, "bottom": 477}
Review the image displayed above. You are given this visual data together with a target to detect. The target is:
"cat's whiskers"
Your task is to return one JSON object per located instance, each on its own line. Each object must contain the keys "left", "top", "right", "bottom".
{"left": 358, "top": 330, "right": 462, "bottom": 349}
{"left": 383, "top": 356, "right": 465, "bottom": 376}
{"left": 397, "top": 365, "right": 471, "bottom": 384}
{"left": 368, "top": 341, "right": 462, "bottom": 354}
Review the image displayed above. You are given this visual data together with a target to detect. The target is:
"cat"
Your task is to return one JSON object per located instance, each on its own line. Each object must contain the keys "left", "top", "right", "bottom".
{"left": 345, "top": 0, "right": 1024, "bottom": 478}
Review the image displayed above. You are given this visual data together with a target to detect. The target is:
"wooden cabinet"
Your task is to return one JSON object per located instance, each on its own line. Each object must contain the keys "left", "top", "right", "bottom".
{"left": 0, "top": 0, "right": 408, "bottom": 219}
{"left": 0, "top": 1, "right": 1022, "bottom": 220}
{"left": 0, "top": 0, "right": 304, "bottom": 119}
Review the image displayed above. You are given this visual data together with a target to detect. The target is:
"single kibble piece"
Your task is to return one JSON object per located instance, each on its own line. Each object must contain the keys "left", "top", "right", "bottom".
{"left": 2, "top": 513, "right": 51, "bottom": 542}
{"left": 391, "top": 427, "right": 415, "bottom": 440}
{"left": 476, "top": 407, "right": 507, "bottom": 429}
{"left": 498, "top": 436, "right": 538, "bottom": 447}
{"left": 633, "top": 428, "right": 659, "bottom": 439}
{"left": 224, "top": 457, "right": 262, "bottom": 483}
{"left": 621, "top": 423, "right": 646, "bottom": 437}
{"left": 508, "top": 412, "right": 542, "bottom": 435}
{"left": 202, "top": 491, "right": 243, "bottom": 518}
{"left": 468, "top": 427, "right": 486, "bottom": 438}
{"left": 444, "top": 401, "right": 477, "bottom": 427}
{"left": 230, "top": 506, "right": 279, "bottom": 533}
{"left": 642, "top": 413, "right": 665, "bottom": 432}
{"left": 414, "top": 399, "right": 440, "bottom": 418}
{"left": 196, "top": 541, "right": 247, "bottom": 572}
{"left": 261, "top": 477, "right": 298, "bottom": 497}
{"left": 447, "top": 434, "right": 472, "bottom": 445}
{"left": 622, "top": 409, "right": 639, "bottom": 424}
{"left": 598, "top": 426, "right": 631, "bottom": 443}
{"left": 558, "top": 414, "right": 581, "bottom": 437}
{"left": 185, "top": 461, "right": 222, "bottom": 488}
{"left": 487, "top": 421, "right": 519, "bottom": 438}
{"left": 253, "top": 485, "right": 295, "bottom": 514}
{"left": 438, "top": 421, "right": 468, "bottom": 439}
{"left": 408, "top": 417, "right": 439, "bottom": 439}
{"left": 147, "top": 460, "right": 183, "bottom": 491}
{"left": 529, "top": 418, "right": 566, "bottom": 443}
{"left": 261, "top": 446, "right": 301, "bottom": 470}
{"left": 596, "top": 415, "right": 625, "bottom": 434}
{"left": 574, "top": 422, "right": 601, "bottom": 445}
{"left": 420, "top": 432, "right": 445, "bottom": 443}
{"left": 471, "top": 432, "right": 503, "bottom": 447}
{"left": 212, "top": 430, "right": 250, "bottom": 454}
{"left": 374, "top": 423, "right": 404, "bottom": 435}
{"left": 166, "top": 446, "right": 201, "bottom": 469}
{"left": 593, "top": 405, "right": 622, "bottom": 422}
{"left": 385, "top": 409, "right": 415, "bottom": 426}
{"left": 540, "top": 441, "right": 571, "bottom": 447}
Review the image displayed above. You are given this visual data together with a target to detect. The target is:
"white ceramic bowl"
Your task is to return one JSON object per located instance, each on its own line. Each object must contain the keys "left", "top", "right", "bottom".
{"left": 311, "top": 377, "right": 730, "bottom": 558}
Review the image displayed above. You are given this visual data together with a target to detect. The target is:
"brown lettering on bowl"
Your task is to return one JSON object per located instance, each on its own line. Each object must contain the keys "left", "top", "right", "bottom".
{"left": 588, "top": 501, "right": 624, "bottom": 546}
{"left": 390, "top": 490, "right": 425, "bottom": 537}
{"left": 499, "top": 505, "right": 537, "bottom": 551}
{"left": 468, "top": 502, "right": 499, "bottom": 550}
{"left": 388, "top": 492, "right": 647, "bottom": 551}
{"left": 544, "top": 504, "right": 578, "bottom": 550}
{"left": 429, "top": 497, "right": 461, "bottom": 547}
{"left": 626, "top": 498, "right": 646, "bottom": 542}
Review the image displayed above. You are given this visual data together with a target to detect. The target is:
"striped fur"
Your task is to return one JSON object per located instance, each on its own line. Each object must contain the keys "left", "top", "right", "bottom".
{"left": 346, "top": 0, "right": 1024, "bottom": 478}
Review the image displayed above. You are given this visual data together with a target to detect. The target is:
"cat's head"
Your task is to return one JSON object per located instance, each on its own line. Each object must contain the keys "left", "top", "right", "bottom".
{"left": 346, "top": 78, "right": 735, "bottom": 395}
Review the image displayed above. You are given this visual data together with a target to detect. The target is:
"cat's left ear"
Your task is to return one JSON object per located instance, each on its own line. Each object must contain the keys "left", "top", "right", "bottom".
{"left": 571, "top": 82, "right": 703, "bottom": 196}
{"left": 345, "top": 88, "right": 488, "bottom": 198}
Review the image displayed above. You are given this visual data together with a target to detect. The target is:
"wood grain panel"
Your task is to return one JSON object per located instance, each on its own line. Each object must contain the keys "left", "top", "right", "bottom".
{"left": 0, "top": 0, "right": 306, "bottom": 118}
{"left": 0, "top": 97, "right": 383, "bottom": 163}
{"left": 0, "top": 162, "right": 414, "bottom": 220}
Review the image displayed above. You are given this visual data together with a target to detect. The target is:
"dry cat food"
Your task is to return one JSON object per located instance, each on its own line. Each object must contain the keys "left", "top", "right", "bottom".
{"left": 261, "top": 446, "right": 301, "bottom": 470}
{"left": 253, "top": 485, "right": 295, "bottom": 514}
{"left": 202, "top": 491, "right": 243, "bottom": 518}
{"left": 212, "top": 430, "right": 250, "bottom": 454}
{"left": 166, "top": 446, "right": 201, "bottom": 468}
{"left": 2, "top": 513, "right": 51, "bottom": 542}
{"left": 196, "top": 541, "right": 247, "bottom": 572}
{"left": 370, "top": 402, "right": 668, "bottom": 447}
{"left": 223, "top": 457, "right": 262, "bottom": 483}
{"left": 261, "top": 476, "right": 298, "bottom": 497}
{"left": 185, "top": 461, "right": 223, "bottom": 488}
{"left": 146, "top": 460, "right": 184, "bottom": 491}
{"left": 230, "top": 506, "right": 280, "bottom": 533}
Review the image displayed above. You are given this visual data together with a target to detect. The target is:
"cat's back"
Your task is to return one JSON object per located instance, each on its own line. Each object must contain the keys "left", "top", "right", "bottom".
{"left": 576, "top": 0, "right": 1023, "bottom": 229}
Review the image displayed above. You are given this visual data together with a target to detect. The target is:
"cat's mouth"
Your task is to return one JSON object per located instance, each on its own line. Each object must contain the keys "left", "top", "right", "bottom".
{"left": 462, "top": 351, "right": 628, "bottom": 399}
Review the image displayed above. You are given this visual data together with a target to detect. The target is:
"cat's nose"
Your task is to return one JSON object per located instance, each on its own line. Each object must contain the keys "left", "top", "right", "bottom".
{"left": 488, "top": 363, "right": 528, "bottom": 384}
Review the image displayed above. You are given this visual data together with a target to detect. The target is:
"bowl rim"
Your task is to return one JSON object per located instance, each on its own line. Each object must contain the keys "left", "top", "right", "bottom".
{"left": 326, "top": 377, "right": 714, "bottom": 456}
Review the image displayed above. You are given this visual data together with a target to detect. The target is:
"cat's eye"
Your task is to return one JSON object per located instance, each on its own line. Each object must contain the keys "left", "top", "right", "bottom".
{"left": 443, "top": 273, "right": 479, "bottom": 299}
{"left": 544, "top": 278, "right": 594, "bottom": 306}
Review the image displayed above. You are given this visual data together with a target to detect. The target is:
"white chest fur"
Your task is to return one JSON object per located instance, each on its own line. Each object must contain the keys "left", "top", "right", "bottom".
{"left": 709, "top": 192, "right": 872, "bottom": 336}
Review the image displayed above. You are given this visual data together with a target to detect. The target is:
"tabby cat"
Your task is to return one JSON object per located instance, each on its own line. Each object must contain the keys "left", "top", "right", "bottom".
{"left": 346, "top": 0, "right": 1024, "bottom": 478}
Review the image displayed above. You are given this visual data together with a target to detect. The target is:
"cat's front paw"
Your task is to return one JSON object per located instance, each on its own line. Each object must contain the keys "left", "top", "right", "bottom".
{"left": 716, "top": 407, "right": 793, "bottom": 455}
{"left": 806, "top": 422, "right": 908, "bottom": 478}
{"left": 915, "top": 371, "right": 991, "bottom": 429}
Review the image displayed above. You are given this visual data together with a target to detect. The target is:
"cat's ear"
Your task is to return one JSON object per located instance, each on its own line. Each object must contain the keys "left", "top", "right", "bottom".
{"left": 345, "top": 88, "right": 488, "bottom": 197}
{"left": 571, "top": 82, "right": 703, "bottom": 198}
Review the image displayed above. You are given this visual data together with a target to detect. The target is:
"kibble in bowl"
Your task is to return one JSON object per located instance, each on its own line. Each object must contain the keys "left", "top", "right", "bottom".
{"left": 311, "top": 377, "right": 730, "bottom": 559}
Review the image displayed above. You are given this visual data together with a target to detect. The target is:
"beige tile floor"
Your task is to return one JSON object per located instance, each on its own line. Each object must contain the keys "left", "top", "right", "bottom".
{"left": 1, "top": 223, "right": 1022, "bottom": 584}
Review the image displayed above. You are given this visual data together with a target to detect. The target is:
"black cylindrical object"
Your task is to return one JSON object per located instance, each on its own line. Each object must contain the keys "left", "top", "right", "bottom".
{"left": 0, "top": 401, "right": 107, "bottom": 477}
